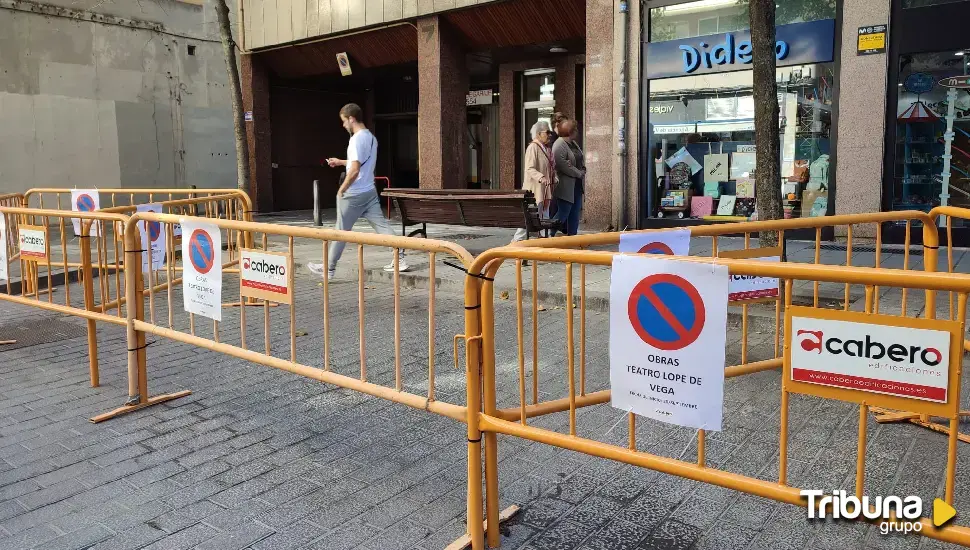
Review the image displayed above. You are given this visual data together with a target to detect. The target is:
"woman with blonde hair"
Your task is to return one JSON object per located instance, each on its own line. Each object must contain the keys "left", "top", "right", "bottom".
{"left": 512, "top": 120, "right": 556, "bottom": 242}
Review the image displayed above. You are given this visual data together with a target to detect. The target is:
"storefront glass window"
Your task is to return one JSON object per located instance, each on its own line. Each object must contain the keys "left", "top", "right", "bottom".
{"left": 647, "top": 64, "right": 835, "bottom": 220}
{"left": 891, "top": 51, "right": 970, "bottom": 215}
{"left": 650, "top": 0, "right": 836, "bottom": 41}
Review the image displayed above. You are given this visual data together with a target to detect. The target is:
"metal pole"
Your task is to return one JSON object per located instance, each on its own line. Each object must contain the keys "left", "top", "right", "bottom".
{"left": 313, "top": 180, "right": 322, "bottom": 227}
{"left": 617, "top": 0, "right": 630, "bottom": 230}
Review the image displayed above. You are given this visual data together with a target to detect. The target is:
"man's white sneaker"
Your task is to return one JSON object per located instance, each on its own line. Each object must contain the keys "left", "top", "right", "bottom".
{"left": 383, "top": 259, "right": 410, "bottom": 273}
{"left": 307, "top": 262, "right": 335, "bottom": 280}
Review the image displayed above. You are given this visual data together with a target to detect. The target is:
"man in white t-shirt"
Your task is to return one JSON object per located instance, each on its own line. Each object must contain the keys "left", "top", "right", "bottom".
{"left": 308, "top": 103, "right": 408, "bottom": 279}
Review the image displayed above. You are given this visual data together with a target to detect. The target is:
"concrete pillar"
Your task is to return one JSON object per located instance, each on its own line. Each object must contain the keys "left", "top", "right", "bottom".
{"left": 240, "top": 53, "right": 273, "bottom": 212}
{"left": 584, "top": 0, "right": 616, "bottom": 230}
{"left": 835, "top": 0, "right": 891, "bottom": 236}
{"left": 417, "top": 15, "right": 468, "bottom": 189}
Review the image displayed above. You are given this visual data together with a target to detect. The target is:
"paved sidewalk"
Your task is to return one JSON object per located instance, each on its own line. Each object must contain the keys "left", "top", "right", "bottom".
{"left": 1, "top": 259, "right": 969, "bottom": 549}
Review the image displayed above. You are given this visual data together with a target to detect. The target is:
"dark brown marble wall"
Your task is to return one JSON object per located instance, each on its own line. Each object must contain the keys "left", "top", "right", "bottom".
{"left": 241, "top": 53, "right": 274, "bottom": 212}
{"left": 417, "top": 15, "right": 469, "bottom": 189}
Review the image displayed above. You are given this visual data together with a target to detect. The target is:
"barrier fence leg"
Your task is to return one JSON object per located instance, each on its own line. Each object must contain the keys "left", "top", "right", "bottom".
{"left": 90, "top": 231, "right": 191, "bottom": 423}
{"left": 80, "top": 227, "right": 99, "bottom": 387}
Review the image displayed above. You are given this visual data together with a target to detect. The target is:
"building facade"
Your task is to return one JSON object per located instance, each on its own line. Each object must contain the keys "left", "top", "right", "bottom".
{"left": 240, "top": 0, "right": 970, "bottom": 241}
{"left": 0, "top": 0, "right": 238, "bottom": 195}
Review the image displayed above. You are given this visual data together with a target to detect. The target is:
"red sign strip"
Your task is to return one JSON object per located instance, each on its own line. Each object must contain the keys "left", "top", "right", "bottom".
{"left": 729, "top": 289, "right": 779, "bottom": 301}
{"left": 792, "top": 368, "right": 947, "bottom": 402}
{"left": 242, "top": 280, "right": 288, "bottom": 295}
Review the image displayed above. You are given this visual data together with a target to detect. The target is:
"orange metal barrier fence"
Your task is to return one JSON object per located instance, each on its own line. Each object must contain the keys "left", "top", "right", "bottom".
{"left": 463, "top": 245, "right": 970, "bottom": 548}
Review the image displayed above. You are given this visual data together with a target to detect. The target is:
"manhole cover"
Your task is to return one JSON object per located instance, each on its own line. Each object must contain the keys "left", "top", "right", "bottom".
{"left": 0, "top": 317, "right": 87, "bottom": 351}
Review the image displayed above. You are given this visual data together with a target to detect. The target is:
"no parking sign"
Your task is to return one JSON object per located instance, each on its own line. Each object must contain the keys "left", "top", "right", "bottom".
{"left": 180, "top": 218, "right": 222, "bottom": 321}
{"left": 610, "top": 254, "right": 728, "bottom": 430}
{"left": 619, "top": 228, "right": 691, "bottom": 257}
{"left": 70, "top": 189, "right": 101, "bottom": 236}
{"left": 136, "top": 204, "right": 166, "bottom": 272}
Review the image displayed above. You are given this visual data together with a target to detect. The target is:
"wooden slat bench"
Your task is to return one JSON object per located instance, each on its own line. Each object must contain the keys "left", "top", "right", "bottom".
{"left": 381, "top": 188, "right": 563, "bottom": 238}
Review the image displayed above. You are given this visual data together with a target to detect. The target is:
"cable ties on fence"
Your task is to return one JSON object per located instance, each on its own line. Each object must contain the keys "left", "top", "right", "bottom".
{"left": 443, "top": 261, "right": 494, "bottom": 282}
{"left": 923, "top": 245, "right": 940, "bottom": 250}
{"left": 125, "top": 249, "right": 147, "bottom": 254}
{"left": 464, "top": 304, "right": 481, "bottom": 310}
{"left": 128, "top": 341, "right": 156, "bottom": 352}
{"left": 467, "top": 437, "right": 482, "bottom": 443}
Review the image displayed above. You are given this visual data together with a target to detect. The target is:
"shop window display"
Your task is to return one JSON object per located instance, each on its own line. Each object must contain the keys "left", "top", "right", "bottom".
{"left": 648, "top": 63, "right": 835, "bottom": 220}
{"left": 646, "top": 0, "right": 836, "bottom": 221}
{"left": 891, "top": 51, "right": 970, "bottom": 217}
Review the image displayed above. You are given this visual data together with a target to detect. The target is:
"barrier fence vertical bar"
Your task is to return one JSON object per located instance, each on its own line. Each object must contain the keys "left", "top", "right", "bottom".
{"left": 944, "top": 292, "right": 967, "bottom": 505}
{"left": 516, "top": 260, "right": 526, "bottom": 424}
{"left": 779, "top": 279, "right": 794, "bottom": 486}
{"left": 921, "top": 220, "right": 940, "bottom": 425}
{"left": 394, "top": 248, "right": 402, "bottom": 391}
{"left": 428, "top": 251, "right": 436, "bottom": 401}
{"left": 123, "top": 226, "right": 144, "bottom": 403}
{"left": 239, "top": 235, "right": 247, "bottom": 351}
{"left": 532, "top": 261, "right": 538, "bottom": 404}
{"left": 114, "top": 221, "right": 123, "bottom": 316}
{"left": 464, "top": 264, "right": 485, "bottom": 550}
{"left": 323, "top": 241, "right": 330, "bottom": 371}
{"left": 289, "top": 237, "right": 296, "bottom": 362}
{"left": 566, "top": 263, "right": 576, "bottom": 437}
{"left": 263, "top": 234, "right": 270, "bottom": 355}
{"left": 580, "top": 262, "right": 586, "bottom": 397}
{"left": 855, "top": 285, "right": 875, "bottom": 500}
{"left": 43, "top": 215, "right": 52, "bottom": 304}
{"left": 874, "top": 224, "right": 883, "bottom": 315}
{"left": 813, "top": 228, "right": 821, "bottom": 308}
{"left": 482, "top": 261, "right": 501, "bottom": 549}
{"left": 358, "top": 244, "right": 366, "bottom": 381}
{"left": 166, "top": 224, "right": 175, "bottom": 329}
{"left": 902, "top": 221, "right": 912, "bottom": 315}
{"left": 844, "top": 225, "right": 853, "bottom": 311}
{"left": 628, "top": 414, "right": 636, "bottom": 450}
{"left": 58, "top": 217, "right": 70, "bottom": 306}
{"left": 947, "top": 216, "right": 954, "bottom": 321}
{"left": 81, "top": 221, "right": 99, "bottom": 387}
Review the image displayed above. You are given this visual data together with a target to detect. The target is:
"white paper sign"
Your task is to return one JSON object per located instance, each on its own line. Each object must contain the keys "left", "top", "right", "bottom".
{"left": 791, "top": 313, "right": 950, "bottom": 403}
{"left": 180, "top": 218, "right": 222, "bottom": 321}
{"left": 70, "top": 189, "right": 101, "bottom": 236}
{"left": 619, "top": 229, "right": 691, "bottom": 256}
{"left": 136, "top": 204, "right": 166, "bottom": 272}
{"left": 0, "top": 215, "right": 7, "bottom": 282}
{"left": 728, "top": 256, "right": 780, "bottom": 301}
{"left": 610, "top": 255, "right": 729, "bottom": 431}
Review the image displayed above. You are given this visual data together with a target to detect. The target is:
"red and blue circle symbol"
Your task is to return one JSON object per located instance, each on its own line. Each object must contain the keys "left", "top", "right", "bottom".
{"left": 147, "top": 221, "right": 161, "bottom": 242}
{"left": 638, "top": 242, "right": 674, "bottom": 255}
{"left": 76, "top": 194, "right": 96, "bottom": 212}
{"left": 188, "top": 229, "right": 215, "bottom": 274}
{"left": 627, "top": 274, "right": 705, "bottom": 351}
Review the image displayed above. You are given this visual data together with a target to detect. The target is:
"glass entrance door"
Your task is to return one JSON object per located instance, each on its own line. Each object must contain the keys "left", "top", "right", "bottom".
{"left": 521, "top": 69, "right": 556, "bottom": 146}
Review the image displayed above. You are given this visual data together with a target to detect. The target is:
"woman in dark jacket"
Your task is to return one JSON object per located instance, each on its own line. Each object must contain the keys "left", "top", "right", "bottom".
{"left": 551, "top": 118, "right": 585, "bottom": 236}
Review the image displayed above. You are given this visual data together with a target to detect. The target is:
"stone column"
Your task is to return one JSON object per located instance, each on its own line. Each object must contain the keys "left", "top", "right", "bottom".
{"left": 417, "top": 15, "right": 469, "bottom": 189}
{"left": 240, "top": 53, "right": 273, "bottom": 212}
{"left": 834, "top": 0, "right": 892, "bottom": 236}
{"left": 584, "top": 0, "right": 616, "bottom": 230}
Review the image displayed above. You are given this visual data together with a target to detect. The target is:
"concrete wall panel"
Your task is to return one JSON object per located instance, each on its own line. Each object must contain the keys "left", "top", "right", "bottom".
{"left": 0, "top": 1, "right": 236, "bottom": 195}
{"left": 183, "top": 106, "right": 237, "bottom": 188}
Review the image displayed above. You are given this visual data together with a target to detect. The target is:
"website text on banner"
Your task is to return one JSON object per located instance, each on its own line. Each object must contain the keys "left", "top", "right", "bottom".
{"left": 463, "top": 245, "right": 970, "bottom": 549}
